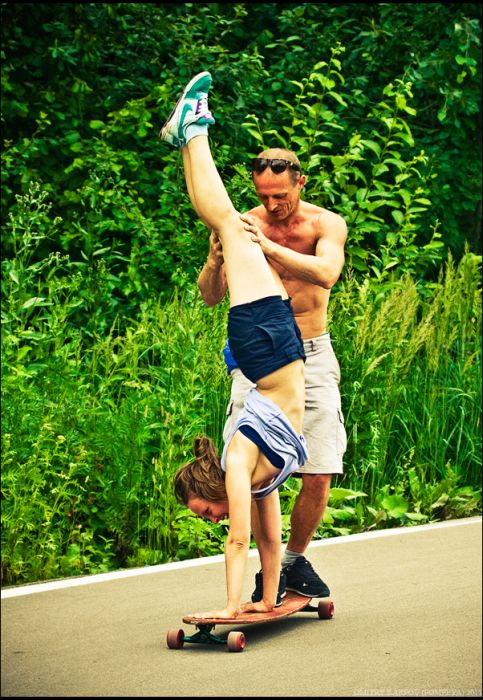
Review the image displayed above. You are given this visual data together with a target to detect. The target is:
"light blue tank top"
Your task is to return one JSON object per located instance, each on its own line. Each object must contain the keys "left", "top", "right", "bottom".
{"left": 221, "top": 389, "right": 308, "bottom": 500}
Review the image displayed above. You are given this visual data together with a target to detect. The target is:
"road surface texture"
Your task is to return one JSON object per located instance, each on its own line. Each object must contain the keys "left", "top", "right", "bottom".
{"left": 1, "top": 517, "right": 481, "bottom": 697}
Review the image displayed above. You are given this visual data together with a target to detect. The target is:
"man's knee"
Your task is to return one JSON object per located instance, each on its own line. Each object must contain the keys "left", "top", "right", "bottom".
{"left": 300, "top": 473, "right": 332, "bottom": 500}
{"left": 301, "top": 473, "right": 332, "bottom": 489}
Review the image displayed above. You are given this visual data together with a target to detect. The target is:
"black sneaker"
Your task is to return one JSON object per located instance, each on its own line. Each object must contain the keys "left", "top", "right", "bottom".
{"left": 283, "top": 556, "right": 330, "bottom": 597}
{"left": 251, "top": 569, "right": 287, "bottom": 607}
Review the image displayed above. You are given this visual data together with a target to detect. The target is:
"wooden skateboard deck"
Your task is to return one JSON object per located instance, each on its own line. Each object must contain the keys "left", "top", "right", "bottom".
{"left": 167, "top": 591, "right": 334, "bottom": 652}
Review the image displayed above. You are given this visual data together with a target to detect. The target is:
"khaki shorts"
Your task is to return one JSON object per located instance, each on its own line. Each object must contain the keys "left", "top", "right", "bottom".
{"left": 223, "top": 333, "right": 346, "bottom": 475}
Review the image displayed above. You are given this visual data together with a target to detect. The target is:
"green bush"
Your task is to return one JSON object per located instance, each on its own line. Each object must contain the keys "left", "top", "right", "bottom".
{"left": 1, "top": 4, "right": 481, "bottom": 584}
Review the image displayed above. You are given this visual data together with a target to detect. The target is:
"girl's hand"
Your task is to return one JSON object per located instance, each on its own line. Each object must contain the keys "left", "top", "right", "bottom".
{"left": 189, "top": 607, "right": 239, "bottom": 620}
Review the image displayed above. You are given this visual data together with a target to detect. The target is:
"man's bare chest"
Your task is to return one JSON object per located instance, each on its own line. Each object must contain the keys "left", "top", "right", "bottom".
{"left": 263, "top": 223, "right": 316, "bottom": 256}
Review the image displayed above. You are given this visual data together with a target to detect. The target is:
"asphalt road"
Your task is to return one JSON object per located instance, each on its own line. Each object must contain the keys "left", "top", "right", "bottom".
{"left": 1, "top": 517, "right": 481, "bottom": 697}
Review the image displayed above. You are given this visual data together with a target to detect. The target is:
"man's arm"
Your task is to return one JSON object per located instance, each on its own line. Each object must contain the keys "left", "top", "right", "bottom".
{"left": 197, "top": 230, "right": 228, "bottom": 306}
{"left": 240, "top": 212, "right": 347, "bottom": 290}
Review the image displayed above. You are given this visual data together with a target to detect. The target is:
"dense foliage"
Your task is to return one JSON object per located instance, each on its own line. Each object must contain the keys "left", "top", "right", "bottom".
{"left": 1, "top": 3, "right": 481, "bottom": 584}
{"left": 2, "top": 3, "right": 481, "bottom": 323}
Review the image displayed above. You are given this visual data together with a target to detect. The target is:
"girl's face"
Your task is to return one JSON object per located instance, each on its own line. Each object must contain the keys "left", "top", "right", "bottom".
{"left": 187, "top": 496, "right": 230, "bottom": 524}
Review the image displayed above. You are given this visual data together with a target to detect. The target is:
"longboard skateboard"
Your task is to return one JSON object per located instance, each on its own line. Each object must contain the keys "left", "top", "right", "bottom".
{"left": 166, "top": 591, "right": 334, "bottom": 652}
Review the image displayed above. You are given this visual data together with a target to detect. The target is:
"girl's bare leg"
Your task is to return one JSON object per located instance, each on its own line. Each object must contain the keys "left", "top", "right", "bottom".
{"left": 241, "top": 492, "right": 282, "bottom": 611}
{"left": 159, "top": 74, "right": 284, "bottom": 303}
{"left": 183, "top": 135, "right": 238, "bottom": 233}
{"left": 182, "top": 135, "right": 286, "bottom": 307}
{"left": 182, "top": 145, "right": 213, "bottom": 230}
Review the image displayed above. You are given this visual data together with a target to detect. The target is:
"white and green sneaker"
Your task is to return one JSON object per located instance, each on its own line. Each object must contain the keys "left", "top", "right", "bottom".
{"left": 159, "top": 71, "right": 215, "bottom": 147}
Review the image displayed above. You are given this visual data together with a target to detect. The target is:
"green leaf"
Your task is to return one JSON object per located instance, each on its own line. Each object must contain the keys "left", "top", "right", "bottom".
{"left": 372, "top": 163, "right": 389, "bottom": 176}
{"left": 329, "top": 487, "right": 367, "bottom": 503}
{"left": 361, "top": 140, "right": 381, "bottom": 157}
{"left": 380, "top": 495, "right": 408, "bottom": 518}
{"left": 405, "top": 512, "right": 428, "bottom": 522}
{"left": 326, "top": 506, "right": 355, "bottom": 521}
{"left": 431, "top": 493, "right": 449, "bottom": 510}
{"left": 244, "top": 128, "right": 263, "bottom": 143}
{"left": 21, "top": 297, "right": 50, "bottom": 309}
{"left": 391, "top": 210, "right": 404, "bottom": 225}
{"left": 327, "top": 91, "right": 347, "bottom": 106}
{"left": 93, "top": 247, "right": 112, "bottom": 256}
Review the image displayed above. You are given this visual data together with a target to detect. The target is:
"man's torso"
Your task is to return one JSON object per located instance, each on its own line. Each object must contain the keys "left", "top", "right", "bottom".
{"left": 248, "top": 200, "right": 332, "bottom": 339}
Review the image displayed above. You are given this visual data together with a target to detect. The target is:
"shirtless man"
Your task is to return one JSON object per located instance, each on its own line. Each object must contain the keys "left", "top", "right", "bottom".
{"left": 198, "top": 147, "right": 348, "bottom": 600}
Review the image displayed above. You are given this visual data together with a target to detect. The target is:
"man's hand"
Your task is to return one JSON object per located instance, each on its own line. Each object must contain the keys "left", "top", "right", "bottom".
{"left": 240, "top": 214, "right": 274, "bottom": 256}
{"left": 197, "top": 230, "right": 227, "bottom": 306}
{"left": 207, "top": 230, "right": 224, "bottom": 266}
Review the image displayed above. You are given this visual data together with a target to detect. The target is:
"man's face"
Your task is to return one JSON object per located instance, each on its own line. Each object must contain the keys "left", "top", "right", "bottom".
{"left": 253, "top": 170, "right": 305, "bottom": 221}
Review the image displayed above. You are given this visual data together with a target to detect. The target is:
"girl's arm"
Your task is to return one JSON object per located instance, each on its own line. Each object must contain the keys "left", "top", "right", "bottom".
{"left": 223, "top": 443, "right": 254, "bottom": 615}
{"left": 189, "top": 434, "right": 258, "bottom": 620}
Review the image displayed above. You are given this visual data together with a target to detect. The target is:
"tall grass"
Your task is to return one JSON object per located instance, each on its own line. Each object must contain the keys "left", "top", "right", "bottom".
{"left": 1, "top": 230, "right": 481, "bottom": 583}
{"left": 1, "top": 281, "right": 232, "bottom": 583}
{"left": 322, "top": 251, "right": 482, "bottom": 534}
{"left": 335, "top": 253, "right": 481, "bottom": 486}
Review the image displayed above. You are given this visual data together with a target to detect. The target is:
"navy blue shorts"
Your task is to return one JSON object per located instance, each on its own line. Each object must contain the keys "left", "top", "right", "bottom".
{"left": 227, "top": 295, "right": 305, "bottom": 383}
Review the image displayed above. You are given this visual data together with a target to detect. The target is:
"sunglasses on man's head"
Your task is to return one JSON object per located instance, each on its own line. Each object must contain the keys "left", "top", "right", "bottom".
{"left": 250, "top": 158, "right": 302, "bottom": 174}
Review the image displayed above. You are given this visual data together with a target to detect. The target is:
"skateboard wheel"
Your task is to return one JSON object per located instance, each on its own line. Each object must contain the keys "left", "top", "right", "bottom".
{"left": 166, "top": 628, "right": 185, "bottom": 649}
{"left": 317, "top": 599, "right": 334, "bottom": 619}
{"left": 227, "top": 631, "right": 246, "bottom": 652}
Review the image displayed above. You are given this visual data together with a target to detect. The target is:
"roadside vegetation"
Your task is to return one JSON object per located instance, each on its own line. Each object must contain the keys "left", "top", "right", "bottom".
{"left": 1, "top": 3, "right": 481, "bottom": 585}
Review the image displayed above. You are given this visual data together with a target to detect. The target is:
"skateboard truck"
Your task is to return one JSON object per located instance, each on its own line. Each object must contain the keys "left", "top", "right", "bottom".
{"left": 168, "top": 624, "right": 246, "bottom": 652}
